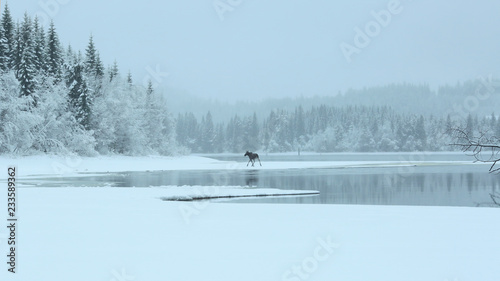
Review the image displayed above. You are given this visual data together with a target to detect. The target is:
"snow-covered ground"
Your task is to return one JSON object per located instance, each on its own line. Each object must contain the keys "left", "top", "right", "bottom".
{"left": 0, "top": 154, "right": 478, "bottom": 179}
{"left": 0, "top": 154, "right": 498, "bottom": 281}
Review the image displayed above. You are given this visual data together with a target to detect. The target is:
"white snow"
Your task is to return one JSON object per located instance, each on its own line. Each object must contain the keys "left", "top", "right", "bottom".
{"left": 156, "top": 186, "right": 319, "bottom": 201}
{"left": 0, "top": 187, "right": 498, "bottom": 281}
{"left": 0, "top": 154, "right": 480, "bottom": 179}
{"left": 0, "top": 154, "right": 498, "bottom": 281}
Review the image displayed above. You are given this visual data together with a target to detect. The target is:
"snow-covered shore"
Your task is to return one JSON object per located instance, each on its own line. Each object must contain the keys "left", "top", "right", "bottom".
{"left": 0, "top": 187, "right": 498, "bottom": 281}
{"left": 0, "top": 154, "right": 477, "bottom": 179}
{"left": 0, "top": 154, "right": 498, "bottom": 280}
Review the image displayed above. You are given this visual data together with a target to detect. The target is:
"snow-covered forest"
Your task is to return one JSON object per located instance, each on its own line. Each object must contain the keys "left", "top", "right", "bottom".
{"left": 178, "top": 106, "right": 500, "bottom": 153}
{"left": 0, "top": 7, "right": 176, "bottom": 155}
{"left": 1, "top": 7, "right": 499, "bottom": 155}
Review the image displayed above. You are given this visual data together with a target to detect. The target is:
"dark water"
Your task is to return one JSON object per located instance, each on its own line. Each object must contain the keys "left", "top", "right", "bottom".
{"left": 202, "top": 152, "right": 472, "bottom": 162}
{"left": 24, "top": 154, "right": 500, "bottom": 207}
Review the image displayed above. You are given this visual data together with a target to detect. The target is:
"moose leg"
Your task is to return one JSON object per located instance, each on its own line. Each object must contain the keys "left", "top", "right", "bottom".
{"left": 257, "top": 157, "right": 262, "bottom": 166}
{"left": 247, "top": 159, "right": 252, "bottom": 166}
{"left": 251, "top": 159, "right": 255, "bottom": 167}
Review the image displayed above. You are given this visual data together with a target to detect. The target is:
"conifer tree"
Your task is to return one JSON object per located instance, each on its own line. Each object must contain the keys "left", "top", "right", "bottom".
{"left": 85, "top": 34, "right": 97, "bottom": 74}
{"left": 65, "top": 44, "right": 75, "bottom": 64}
{"left": 146, "top": 80, "right": 154, "bottom": 97}
{"left": 84, "top": 35, "right": 104, "bottom": 78}
{"left": 15, "top": 14, "right": 37, "bottom": 105}
{"left": 66, "top": 60, "right": 92, "bottom": 129}
{"left": 465, "top": 114, "right": 474, "bottom": 138}
{"left": 126, "top": 70, "right": 133, "bottom": 86}
{"left": 214, "top": 123, "right": 225, "bottom": 153}
{"left": 32, "top": 17, "right": 47, "bottom": 74}
{"left": 46, "top": 21, "right": 63, "bottom": 78}
{"left": 0, "top": 25, "right": 8, "bottom": 71}
{"left": 201, "top": 111, "right": 215, "bottom": 152}
{"left": 246, "top": 112, "right": 259, "bottom": 151}
{"left": 415, "top": 115, "right": 427, "bottom": 150}
{"left": 94, "top": 51, "right": 104, "bottom": 78}
{"left": 295, "top": 106, "right": 305, "bottom": 139}
{"left": 1, "top": 3, "right": 15, "bottom": 68}
{"left": 109, "top": 60, "right": 119, "bottom": 82}
{"left": 11, "top": 23, "right": 22, "bottom": 73}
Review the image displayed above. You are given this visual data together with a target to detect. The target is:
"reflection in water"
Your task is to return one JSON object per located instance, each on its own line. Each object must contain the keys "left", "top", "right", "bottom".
{"left": 25, "top": 165, "right": 499, "bottom": 207}
{"left": 245, "top": 170, "right": 259, "bottom": 187}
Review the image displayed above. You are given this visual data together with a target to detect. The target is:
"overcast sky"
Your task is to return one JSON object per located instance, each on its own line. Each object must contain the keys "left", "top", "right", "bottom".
{"left": 6, "top": 0, "right": 500, "bottom": 101}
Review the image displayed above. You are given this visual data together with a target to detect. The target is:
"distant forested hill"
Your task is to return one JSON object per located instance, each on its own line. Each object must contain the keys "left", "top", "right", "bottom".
{"left": 168, "top": 80, "right": 500, "bottom": 123}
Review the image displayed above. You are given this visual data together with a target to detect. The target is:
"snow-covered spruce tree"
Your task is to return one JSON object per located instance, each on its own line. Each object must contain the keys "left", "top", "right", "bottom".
{"left": 14, "top": 14, "right": 38, "bottom": 107}
{"left": 200, "top": 111, "right": 215, "bottom": 152}
{"left": 84, "top": 35, "right": 104, "bottom": 98}
{"left": 1, "top": 3, "right": 15, "bottom": 68}
{"left": 226, "top": 114, "right": 245, "bottom": 152}
{"left": 126, "top": 71, "right": 133, "bottom": 87}
{"left": 65, "top": 44, "right": 76, "bottom": 65}
{"left": 176, "top": 112, "right": 199, "bottom": 153}
{"left": 0, "top": 24, "right": 9, "bottom": 71}
{"left": 294, "top": 106, "right": 306, "bottom": 144}
{"left": 415, "top": 115, "right": 427, "bottom": 151}
{"left": 243, "top": 112, "right": 260, "bottom": 152}
{"left": 65, "top": 59, "right": 92, "bottom": 130}
{"left": 84, "top": 35, "right": 104, "bottom": 78}
{"left": 108, "top": 60, "right": 119, "bottom": 82}
{"left": 84, "top": 34, "right": 98, "bottom": 76}
{"left": 32, "top": 17, "right": 47, "bottom": 74}
{"left": 94, "top": 52, "right": 104, "bottom": 78}
{"left": 143, "top": 80, "right": 176, "bottom": 155}
{"left": 213, "top": 123, "right": 225, "bottom": 153}
{"left": 46, "top": 20, "right": 63, "bottom": 80}
{"left": 265, "top": 110, "right": 292, "bottom": 152}
{"left": 10, "top": 23, "right": 22, "bottom": 72}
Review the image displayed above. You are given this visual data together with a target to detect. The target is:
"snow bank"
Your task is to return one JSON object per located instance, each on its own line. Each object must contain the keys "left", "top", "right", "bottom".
{"left": 156, "top": 186, "right": 319, "bottom": 201}
{"left": 0, "top": 187, "right": 498, "bottom": 281}
{"left": 0, "top": 155, "right": 220, "bottom": 178}
{"left": 0, "top": 154, "right": 477, "bottom": 179}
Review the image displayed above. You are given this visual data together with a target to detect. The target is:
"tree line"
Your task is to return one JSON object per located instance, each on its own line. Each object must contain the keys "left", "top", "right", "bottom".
{"left": 177, "top": 105, "right": 500, "bottom": 153}
{"left": 1, "top": 7, "right": 498, "bottom": 156}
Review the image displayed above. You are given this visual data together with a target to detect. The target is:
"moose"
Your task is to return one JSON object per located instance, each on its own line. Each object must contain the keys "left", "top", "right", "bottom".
{"left": 244, "top": 151, "right": 262, "bottom": 167}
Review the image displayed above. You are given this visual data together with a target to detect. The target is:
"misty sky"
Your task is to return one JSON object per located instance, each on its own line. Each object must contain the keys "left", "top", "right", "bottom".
{"left": 7, "top": 0, "right": 500, "bottom": 101}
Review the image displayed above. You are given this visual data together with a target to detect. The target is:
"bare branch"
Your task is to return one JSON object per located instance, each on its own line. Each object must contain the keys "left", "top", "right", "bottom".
{"left": 491, "top": 192, "right": 500, "bottom": 206}
{"left": 449, "top": 126, "right": 500, "bottom": 173}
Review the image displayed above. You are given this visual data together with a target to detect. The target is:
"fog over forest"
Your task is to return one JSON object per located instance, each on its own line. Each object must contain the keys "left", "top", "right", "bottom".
{"left": 1, "top": 4, "right": 500, "bottom": 155}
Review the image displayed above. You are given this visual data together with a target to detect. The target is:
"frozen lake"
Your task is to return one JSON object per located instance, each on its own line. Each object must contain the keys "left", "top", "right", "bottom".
{"left": 23, "top": 153, "right": 499, "bottom": 207}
